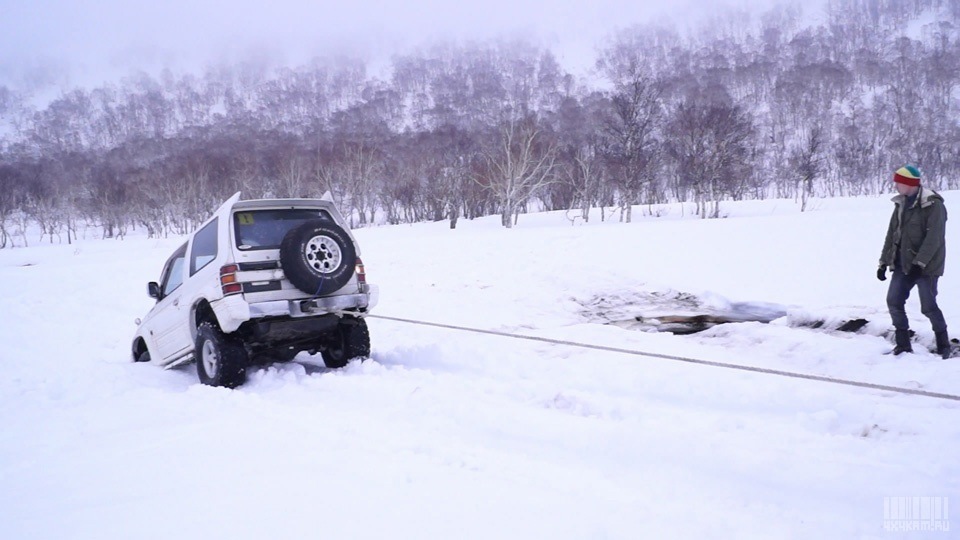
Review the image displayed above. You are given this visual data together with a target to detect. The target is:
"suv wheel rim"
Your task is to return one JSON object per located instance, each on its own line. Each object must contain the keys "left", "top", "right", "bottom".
{"left": 304, "top": 234, "right": 342, "bottom": 275}
{"left": 202, "top": 340, "right": 219, "bottom": 377}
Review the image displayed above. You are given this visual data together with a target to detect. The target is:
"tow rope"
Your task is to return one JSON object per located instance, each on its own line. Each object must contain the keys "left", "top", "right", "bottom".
{"left": 367, "top": 314, "right": 960, "bottom": 403}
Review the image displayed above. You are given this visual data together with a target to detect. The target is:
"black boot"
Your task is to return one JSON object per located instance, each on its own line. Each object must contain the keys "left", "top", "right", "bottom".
{"left": 935, "top": 331, "right": 952, "bottom": 359}
{"left": 893, "top": 329, "right": 913, "bottom": 355}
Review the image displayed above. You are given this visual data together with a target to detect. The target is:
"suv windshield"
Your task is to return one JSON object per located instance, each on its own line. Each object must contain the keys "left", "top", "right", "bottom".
{"left": 234, "top": 209, "right": 332, "bottom": 250}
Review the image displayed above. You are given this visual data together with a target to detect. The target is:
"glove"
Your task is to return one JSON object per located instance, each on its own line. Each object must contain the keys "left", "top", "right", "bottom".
{"left": 908, "top": 264, "right": 923, "bottom": 278}
{"left": 877, "top": 266, "right": 887, "bottom": 281}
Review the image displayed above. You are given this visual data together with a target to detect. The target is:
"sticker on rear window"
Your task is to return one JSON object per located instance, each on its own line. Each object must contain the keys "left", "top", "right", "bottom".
{"left": 237, "top": 213, "right": 255, "bottom": 225}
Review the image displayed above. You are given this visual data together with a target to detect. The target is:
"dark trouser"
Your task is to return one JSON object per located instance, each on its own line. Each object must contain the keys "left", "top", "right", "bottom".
{"left": 887, "top": 269, "right": 948, "bottom": 333}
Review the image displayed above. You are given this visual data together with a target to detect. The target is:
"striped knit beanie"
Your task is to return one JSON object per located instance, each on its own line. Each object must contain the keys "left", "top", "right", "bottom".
{"left": 893, "top": 165, "right": 921, "bottom": 187}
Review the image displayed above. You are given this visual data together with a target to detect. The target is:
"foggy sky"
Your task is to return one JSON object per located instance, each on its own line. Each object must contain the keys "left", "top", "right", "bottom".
{"left": 0, "top": 0, "right": 786, "bottom": 90}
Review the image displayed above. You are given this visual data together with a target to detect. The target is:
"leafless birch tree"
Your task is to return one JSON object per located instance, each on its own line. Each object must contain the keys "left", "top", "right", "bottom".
{"left": 477, "top": 119, "right": 556, "bottom": 228}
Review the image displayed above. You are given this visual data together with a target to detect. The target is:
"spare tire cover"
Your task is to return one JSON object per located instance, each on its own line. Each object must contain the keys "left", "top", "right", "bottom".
{"left": 280, "top": 219, "right": 356, "bottom": 295}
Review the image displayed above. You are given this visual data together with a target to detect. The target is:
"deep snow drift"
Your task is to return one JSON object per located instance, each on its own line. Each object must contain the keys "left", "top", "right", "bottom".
{"left": 1, "top": 194, "right": 958, "bottom": 539}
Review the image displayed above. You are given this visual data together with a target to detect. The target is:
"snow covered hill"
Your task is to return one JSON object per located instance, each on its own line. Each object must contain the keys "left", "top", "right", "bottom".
{"left": 1, "top": 194, "right": 958, "bottom": 539}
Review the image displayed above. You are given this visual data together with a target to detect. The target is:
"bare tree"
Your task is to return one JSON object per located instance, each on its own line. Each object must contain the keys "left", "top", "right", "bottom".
{"left": 559, "top": 145, "right": 604, "bottom": 223}
{"left": 789, "top": 124, "right": 824, "bottom": 211}
{"left": 319, "top": 142, "right": 383, "bottom": 227}
{"left": 276, "top": 152, "right": 309, "bottom": 199}
{"left": 666, "top": 97, "right": 755, "bottom": 219}
{"left": 601, "top": 72, "right": 664, "bottom": 222}
{"left": 477, "top": 118, "right": 556, "bottom": 228}
{"left": 89, "top": 160, "right": 132, "bottom": 239}
{"left": 0, "top": 163, "right": 26, "bottom": 248}
{"left": 415, "top": 125, "right": 477, "bottom": 229}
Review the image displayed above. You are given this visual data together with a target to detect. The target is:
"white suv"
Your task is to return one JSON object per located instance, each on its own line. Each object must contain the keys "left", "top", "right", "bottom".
{"left": 131, "top": 192, "right": 379, "bottom": 387}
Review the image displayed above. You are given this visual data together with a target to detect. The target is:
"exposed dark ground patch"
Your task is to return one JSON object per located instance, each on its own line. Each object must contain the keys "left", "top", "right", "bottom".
{"left": 577, "top": 291, "right": 960, "bottom": 355}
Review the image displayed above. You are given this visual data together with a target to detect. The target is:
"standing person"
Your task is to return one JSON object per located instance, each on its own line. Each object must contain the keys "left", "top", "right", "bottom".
{"left": 877, "top": 165, "right": 951, "bottom": 358}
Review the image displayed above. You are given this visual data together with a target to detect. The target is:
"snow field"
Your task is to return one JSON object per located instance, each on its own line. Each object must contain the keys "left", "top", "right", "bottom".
{"left": 1, "top": 194, "right": 958, "bottom": 538}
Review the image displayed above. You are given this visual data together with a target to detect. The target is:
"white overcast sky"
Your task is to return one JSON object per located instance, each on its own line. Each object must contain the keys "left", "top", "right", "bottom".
{"left": 0, "top": 0, "right": 789, "bottom": 90}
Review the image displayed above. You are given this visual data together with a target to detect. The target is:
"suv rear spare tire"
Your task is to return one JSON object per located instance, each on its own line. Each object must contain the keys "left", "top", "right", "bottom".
{"left": 280, "top": 219, "right": 356, "bottom": 295}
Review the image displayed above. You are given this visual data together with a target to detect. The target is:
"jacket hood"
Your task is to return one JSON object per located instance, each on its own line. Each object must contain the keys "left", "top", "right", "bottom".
{"left": 890, "top": 187, "right": 944, "bottom": 208}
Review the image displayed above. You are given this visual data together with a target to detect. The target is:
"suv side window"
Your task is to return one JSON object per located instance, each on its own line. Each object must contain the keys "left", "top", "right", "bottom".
{"left": 190, "top": 218, "right": 218, "bottom": 276}
{"left": 161, "top": 243, "right": 188, "bottom": 298}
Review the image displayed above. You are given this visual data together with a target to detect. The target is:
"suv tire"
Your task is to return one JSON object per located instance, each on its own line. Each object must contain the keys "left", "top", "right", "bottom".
{"left": 196, "top": 322, "right": 248, "bottom": 388}
{"left": 321, "top": 318, "right": 371, "bottom": 368}
{"left": 280, "top": 220, "right": 356, "bottom": 296}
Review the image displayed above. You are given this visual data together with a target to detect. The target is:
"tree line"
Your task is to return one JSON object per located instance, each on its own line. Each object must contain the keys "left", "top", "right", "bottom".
{"left": 0, "top": 0, "right": 958, "bottom": 247}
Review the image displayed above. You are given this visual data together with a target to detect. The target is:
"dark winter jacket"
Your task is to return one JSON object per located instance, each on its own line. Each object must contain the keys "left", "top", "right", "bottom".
{"left": 879, "top": 187, "right": 948, "bottom": 276}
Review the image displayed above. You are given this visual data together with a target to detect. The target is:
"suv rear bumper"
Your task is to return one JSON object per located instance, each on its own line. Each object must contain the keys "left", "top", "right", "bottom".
{"left": 246, "top": 283, "right": 376, "bottom": 319}
{"left": 213, "top": 285, "right": 378, "bottom": 333}
{"left": 251, "top": 290, "right": 376, "bottom": 317}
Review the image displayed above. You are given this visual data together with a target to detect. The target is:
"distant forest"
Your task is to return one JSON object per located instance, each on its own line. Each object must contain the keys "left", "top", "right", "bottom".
{"left": 0, "top": 0, "right": 958, "bottom": 245}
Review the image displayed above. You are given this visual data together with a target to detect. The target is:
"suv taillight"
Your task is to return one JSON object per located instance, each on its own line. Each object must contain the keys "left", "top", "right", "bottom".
{"left": 220, "top": 264, "right": 242, "bottom": 296}
{"left": 356, "top": 258, "right": 366, "bottom": 284}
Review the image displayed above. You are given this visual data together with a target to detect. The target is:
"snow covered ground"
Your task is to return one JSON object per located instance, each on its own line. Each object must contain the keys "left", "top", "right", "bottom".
{"left": 1, "top": 193, "right": 959, "bottom": 539}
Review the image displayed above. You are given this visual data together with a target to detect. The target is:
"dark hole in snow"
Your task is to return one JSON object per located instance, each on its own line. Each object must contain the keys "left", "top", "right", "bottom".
{"left": 578, "top": 292, "right": 874, "bottom": 336}
{"left": 579, "top": 293, "right": 960, "bottom": 355}
{"left": 835, "top": 318, "right": 869, "bottom": 332}
{"left": 860, "top": 424, "right": 889, "bottom": 438}
{"left": 577, "top": 291, "right": 788, "bottom": 334}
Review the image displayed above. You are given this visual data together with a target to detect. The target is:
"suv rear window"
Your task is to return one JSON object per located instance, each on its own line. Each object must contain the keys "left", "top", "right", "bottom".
{"left": 234, "top": 209, "right": 333, "bottom": 251}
